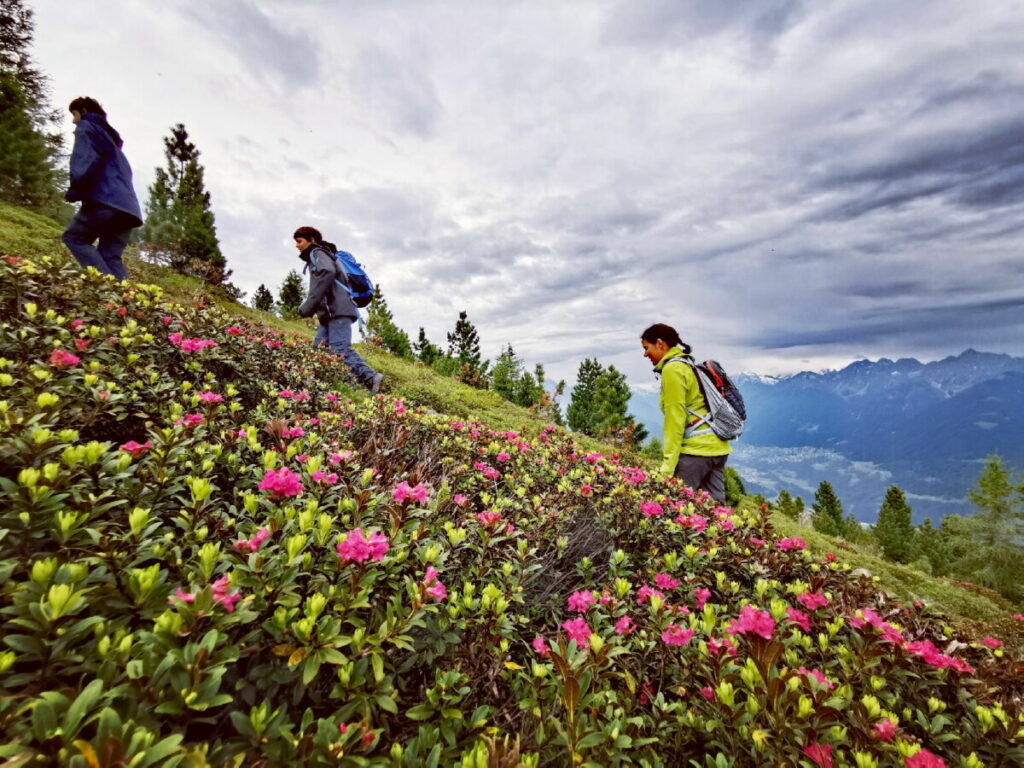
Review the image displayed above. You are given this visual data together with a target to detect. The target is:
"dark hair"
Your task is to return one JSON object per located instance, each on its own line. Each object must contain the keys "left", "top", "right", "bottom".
{"left": 641, "top": 323, "right": 691, "bottom": 355}
{"left": 68, "top": 97, "right": 106, "bottom": 116}
{"left": 293, "top": 226, "right": 322, "bottom": 243}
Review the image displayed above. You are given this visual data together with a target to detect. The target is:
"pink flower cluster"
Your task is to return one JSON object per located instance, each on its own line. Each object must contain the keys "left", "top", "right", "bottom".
{"left": 726, "top": 605, "right": 776, "bottom": 640}
{"left": 786, "top": 608, "right": 811, "bottom": 632}
{"left": 661, "top": 624, "right": 695, "bottom": 646}
{"left": 614, "top": 615, "right": 635, "bottom": 635}
{"left": 797, "top": 666, "right": 835, "bottom": 690}
{"left": 707, "top": 636, "right": 737, "bottom": 656}
{"left": 904, "top": 640, "right": 975, "bottom": 675}
{"left": 336, "top": 528, "right": 389, "bottom": 564}
{"left": 423, "top": 566, "right": 447, "bottom": 601}
{"left": 168, "top": 332, "right": 218, "bottom": 352}
{"left": 198, "top": 391, "right": 224, "bottom": 403}
{"left": 175, "top": 413, "right": 204, "bottom": 428}
{"left": 641, "top": 501, "right": 664, "bottom": 517}
{"left": 119, "top": 440, "right": 152, "bottom": 459}
{"left": 653, "top": 573, "right": 680, "bottom": 591}
{"left": 850, "top": 608, "right": 905, "bottom": 645}
{"left": 637, "top": 585, "right": 665, "bottom": 604}
{"left": 532, "top": 636, "right": 550, "bottom": 656}
{"left": 476, "top": 510, "right": 502, "bottom": 526}
{"left": 212, "top": 575, "right": 242, "bottom": 612}
{"left": 675, "top": 513, "right": 707, "bottom": 532}
{"left": 235, "top": 527, "right": 270, "bottom": 553}
{"left": 169, "top": 588, "right": 195, "bottom": 605}
{"left": 258, "top": 467, "right": 304, "bottom": 500}
{"left": 584, "top": 452, "right": 603, "bottom": 463}
{"left": 310, "top": 470, "right": 338, "bottom": 485}
{"left": 796, "top": 591, "right": 829, "bottom": 611}
{"left": 905, "top": 749, "right": 946, "bottom": 768}
{"left": 49, "top": 348, "right": 81, "bottom": 367}
{"left": 567, "top": 590, "right": 595, "bottom": 612}
{"left": 562, "top": 617, "right": 591, "bottom": 649}
{"left": 618, "top": 467, "right": 647, "bottom": 484}
{"left": 393, "top": 481, "right": 429, "bottom": 505}
{"left": 777, "top": 537, "right": 807, "bottom": 551}
{"left": 694, "top": 587, "right": 712, "bottom": 611}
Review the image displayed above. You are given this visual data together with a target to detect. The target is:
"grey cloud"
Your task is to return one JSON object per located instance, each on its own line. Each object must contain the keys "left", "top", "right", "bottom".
{"left": 185, "top": 1, "right": 318, "bottom": 88}
{"left": 351, "top": 45, "right": 442, "bottom": 139}
{"left": 844, "top": 281, "right": 927, "bottom": 299}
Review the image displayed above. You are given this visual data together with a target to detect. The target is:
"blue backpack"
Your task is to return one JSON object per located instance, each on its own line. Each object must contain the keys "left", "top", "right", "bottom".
{"left": 325, "top": 248, "right": 375, "bottom": 308}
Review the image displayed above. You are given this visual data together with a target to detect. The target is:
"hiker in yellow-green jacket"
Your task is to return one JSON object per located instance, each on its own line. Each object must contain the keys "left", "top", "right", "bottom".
{"left": 641, "top": 323, "right": 730, "bottom": 502}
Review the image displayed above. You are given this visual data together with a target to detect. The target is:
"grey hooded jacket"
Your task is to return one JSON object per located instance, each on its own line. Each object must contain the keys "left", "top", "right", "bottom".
{"left": 298, "top": 244, "right": 358, "bottom": 321}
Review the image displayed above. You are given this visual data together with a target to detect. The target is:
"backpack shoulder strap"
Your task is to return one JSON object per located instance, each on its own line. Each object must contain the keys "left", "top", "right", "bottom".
{"left": 662, "top": 357, "right": 716, "bottom": 438}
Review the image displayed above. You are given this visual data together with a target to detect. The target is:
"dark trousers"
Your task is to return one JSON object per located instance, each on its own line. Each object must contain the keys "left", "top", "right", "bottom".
{"left": 312, "top": 316, "right": 377, "bottom": 385}
{"left": 62, "top": 202, "right": 136, "bottom": 281}
{"left": 674, "top": 454, "right": 729, "bottom": 502}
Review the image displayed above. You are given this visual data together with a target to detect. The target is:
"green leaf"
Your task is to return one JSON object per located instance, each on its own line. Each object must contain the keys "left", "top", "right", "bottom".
{"left": 577, "top": 732, "right": 605, "bottom": 749}
{"left": 375, "top": 695, "right": 398, "bottom": 714}
{"left": 137, "top": 734, "right": 184, "bottom": 767}
{"left": 406, "top": 704, "right": 435, "bottom": 721}
{"left": 62, "top": 679, "right": 104, "bottom": 736}
{"left": 371, "top": 652, "right": 384, "bottom": 684}
{"left": 302, "top": 655, "right": 322, "bottom": 685}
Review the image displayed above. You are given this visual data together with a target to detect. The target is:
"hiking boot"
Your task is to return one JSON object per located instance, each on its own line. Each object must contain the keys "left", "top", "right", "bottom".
{"left": 369, "top": 372, "right": 384, "bottom": 394}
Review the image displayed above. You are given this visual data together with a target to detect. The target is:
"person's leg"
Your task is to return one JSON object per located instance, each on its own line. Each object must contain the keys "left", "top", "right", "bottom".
{"left": 326, "top": 316, "right": 378, "bottom": 385}
{"left": 673, "top": 454, "right": 713, "bottom": 495}
{"left": 62, "top": 207, "right": 109, "bottom": 274}
{"left": 702, "top": 455, "right": 729, "bottom": 503}
{"left": 312, "top": 323, "right": 329, "bottom": 350}
{"left": 96, "top": 213, "right": 133, "bottom": 281}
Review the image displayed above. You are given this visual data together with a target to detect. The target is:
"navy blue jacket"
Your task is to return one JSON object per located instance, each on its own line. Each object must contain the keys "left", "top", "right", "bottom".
{"left": 67, "top": 113, "right": 143, "bottom": 226}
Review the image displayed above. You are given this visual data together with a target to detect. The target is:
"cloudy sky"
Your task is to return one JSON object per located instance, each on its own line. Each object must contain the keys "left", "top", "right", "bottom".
{"left": 32, "top": 0, "right": 1024, "bottom": 390}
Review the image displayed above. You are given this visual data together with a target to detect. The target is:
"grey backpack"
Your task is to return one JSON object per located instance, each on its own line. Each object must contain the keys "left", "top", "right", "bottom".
{"left": 664, "top": 357, "right": 745, "bottom": 441}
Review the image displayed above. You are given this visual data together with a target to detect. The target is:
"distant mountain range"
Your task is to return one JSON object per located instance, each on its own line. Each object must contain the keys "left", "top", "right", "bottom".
{"left": 630, "top": 349, "right": 1024, "bottom": 522}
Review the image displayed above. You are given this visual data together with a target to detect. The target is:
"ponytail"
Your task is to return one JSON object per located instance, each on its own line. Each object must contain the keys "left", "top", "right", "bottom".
{"left": 641, "top": 323, "right": 691, "bottom": 355}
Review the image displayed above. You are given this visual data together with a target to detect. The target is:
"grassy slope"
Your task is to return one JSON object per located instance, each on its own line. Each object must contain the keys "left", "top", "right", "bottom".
{"left": 2, "top": 201, "right": 1013, "bottom": 632}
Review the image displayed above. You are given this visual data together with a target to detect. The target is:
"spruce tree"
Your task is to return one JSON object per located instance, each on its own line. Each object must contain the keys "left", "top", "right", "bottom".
{"left": 414, "top": 328, "right": 442, "bottom": 366}
{"left": 811, "top": 481, "right": 845, "bottom": 537}
{"left": 776, "top": 489, "right": 798, "bottom": 519}
{"left": 724, "top": 467, "right": 746, "bottom": 507}
{"left": 567, "top": 358, "right": 604, "bottom": 436}
{"left": 139, "top": 124, "right": 228, "bottom": 284}
{"left": 446, "top": 310, "right": 487, "bottom": 385}
{"left": 364, "top": 284, "right": 412, "bottom": 358}
{"left": 0, "top": 0, "right": 63, "bottom": 213}
{"left": 490, "top": 344, "right": 522, "bottom": 403}
{"left": 960, "top": 455, "right": 1024, "bottom": 601}
{"left": 873, "top": 485, "right": 916, "bottom": 562}
{"left": 276, "top": 270, "right": 305, "bottom": 319}
{"left": 251, "top": 284, "right": 275, "bottom": 313}
{"left": 592, "top": 365, "right": 631, "bottom": 439}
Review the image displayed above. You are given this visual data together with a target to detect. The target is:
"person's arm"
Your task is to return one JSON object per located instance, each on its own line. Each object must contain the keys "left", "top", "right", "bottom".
{"left": 659, "top": 363, "right": 688, "bottom": 477}
{"left": 298, "top": 251, "right": 335, "bottom": 318}
{"left": 66, "top": 124, "right": 106, "bottom": 202}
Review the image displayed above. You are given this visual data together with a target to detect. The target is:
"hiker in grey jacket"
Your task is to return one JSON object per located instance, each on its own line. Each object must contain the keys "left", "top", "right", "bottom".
{"left": 294, "top": 226, "right": 383, "bottom": 393}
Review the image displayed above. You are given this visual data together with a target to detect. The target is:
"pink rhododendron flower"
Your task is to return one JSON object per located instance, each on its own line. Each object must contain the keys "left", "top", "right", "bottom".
{"left": 614, "top": 615, "right": 635, "bottom": 635}
{"left": 567, "top": 590, "right": 596, "bottom": 612}
{"left": 796, "top": 592, "right": 829, "bottom": 611}
{"left": 707, "top": 636, "right": 737, "bottom": 656}
{"left": 198, "top": 391, "right": 224, "bottom": 403}
{"left": 226, "top": 325, "right": 243, "bottom": 335}
{"left": 119, "top": 440, "right": 152, "bottom": 459}
{"left": 453, "top": 494, "right": 468, "bottom": 505}
{"left": 1013, "top": 614, "right": 1024, "bottom": 621}
{"left": 905, "top": 749, "right": 946, "bottom": 768}
{"left": 285, "top": 426, "right": 305, "bottom": 438}
{"left": 393, "top": 481, "right": 429, "bottom": 504}
{"left": 292, "top": 391, "right": 309, "bottom": 402}
{"left": 74, "top": 338, "right": 91, "bottom": 351}
{"left": 750, "top": 536, "right": 766, "bottom": 547}
{"left": 70, "top": 319, "right": 84, "bottom": 329}
{"left": 618, "top": 467, "right": 647, "bottom": 484}
{"left": 179, "top": 338, "right": 218, "bottom": 353}
{"left": 278, "top": 390, "right": 294, "bottom": 398}
{"left": 797, "top": 667, "right": 835, "bottom": 690}
{"left": 873, "top": 718, "right": 898, "bottom": 742}
{"left": 562, "top": 618, "right": 592, "bottom": 649}
{"left": 786, "top": 608, "right": 811, "bottom": 632}
{"left": 393, "top": 399, "right": 406, "bottom": 414}
{"left": 49, "top": 348, "right": 81, "bottom": 367}
{"left": 580, "top": 485, "right": 592, "bottom": 497}
{"left": 637, "top": 585, "right": 666, "bottom": 604}
{"left": 584, "top": 452, "right": 603, "bottom": 463}
{"left": 777, "top": 537, "right": 806, "bottom": 551}
{"left": 168, "top": 588, "right": 195, "bottom": 604}
{"left": 654, "top": 573, "right": 680, "bottom": 591}
{"left": 726, "top": 605, "right": 776, "bottom": 640}
{"left": 825, "top": 552, "right": 837, "bottom": 562}
{"left": 675, "top": 513, "right": 708, "bottom": 532}
{"left": 661, "top": 624, "right": 695, "bottom": 646}
{"left": 476, "top": 511, "right": 502, "bottom": 525}
{"left": 423, "top": 566, "right": 447, "bottom": 601}
{"left": 496, "top": 452, "right": 510, "bottom": 462}
{"left": 168, "top": 332, "right": 183, "bottom": 345}
{"left": 175, "top": 413, "right": 205, "bottom": 428}
{"left": 211, "top": 576, "right": 242, "bottom": 612}
{"left": 802, "top": 743, "right": 833, "bottom": 768}
{"left": 699, "top": 686, "right": 715, "bottom": 701}
{"left": 982, "top": 637, "right": 1002, "bottom": 649}
{"left": 599, "top": 592, "right": 612, "bottom": 605}
{"left": 904, "top": 640, "right": 975, "bottom": 674}
{"left": 336, "top": 528, "right": 389, "bottom": 564}
{"left": 532, "top": 636, "right": 550, "bottom": 656}
{"left": 450, "top": 421, "right": 464, "bottom": 431}
{"left": 694, "top": 587, "right": 712, "bottom": 611}
{"left": 235, "top": 527, "right": 270, "bottom": 553}
{"left": 258, "top": 467, "right": 303, "bottom": 500}
{"left": 160, "top": 316, "right": 173, "bottom": 325}
{"left": 641, "top": 501, "right": 664, "bottom": 517}
{"left": 718, "top": 518, "right": 735, "bottom": 531}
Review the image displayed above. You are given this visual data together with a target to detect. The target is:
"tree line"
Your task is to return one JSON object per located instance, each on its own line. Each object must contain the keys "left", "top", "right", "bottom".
{"left": 773, "top": 455, "right": 1024, "bottom": 604}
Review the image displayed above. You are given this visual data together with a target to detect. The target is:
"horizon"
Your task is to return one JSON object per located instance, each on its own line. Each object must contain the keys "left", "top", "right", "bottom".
{"left": 31, "top": 0, "right": 1024, "bottom": 389}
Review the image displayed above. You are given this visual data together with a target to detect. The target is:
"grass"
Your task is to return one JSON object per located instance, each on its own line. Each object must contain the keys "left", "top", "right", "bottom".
{"left": 3, "top": 200, "right": 1017, "bottom": 635}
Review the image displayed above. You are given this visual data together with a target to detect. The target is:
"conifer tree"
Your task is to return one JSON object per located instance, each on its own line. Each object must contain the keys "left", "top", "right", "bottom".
{"left": 276, "top": 270, "right": 304, "bottom": 319}
{"left": 724, "top": 467, "right": 746, "bottom": 507}
{"left": 0, "top": 0, "right": 63, "bottom": 213}
{"left": 960, "top": 455, "right": 1024, "bottom": 600}
{"left": 446, "top": 310, "right": 488, "bottom": 385}
{"left": 792, "top": 495, "right": 806, "bottom": 521}
{"left": 414, "top": 328, "right": 442, "bottom": 366}
{"left": 251, "top": 284, "right": 275, "bottom": 313}
{"left": 811, "top": 481, "right": 845, "bottom": 537}
{"left": 490, "top": 344, "right": 522, "bottom": 403}
{"left": 873, "top": 485, "right": 916, "bottom": 562}
{"left": 567, "top": 358, "right": 605, "bottom": 436}
{"left": 642, "top": 436, "right": 663, "bottom": 461}
{"left": 139, "top": 124, "right": 228, "bottom": 285}
{"left": 592, "top": 365, "right": 631, "bottom": 438}
{"left": 364, "top": 284, "right": 412, "bottom": 358}
{"left": 776, "top": 489, "right": 798, "bottom": 519}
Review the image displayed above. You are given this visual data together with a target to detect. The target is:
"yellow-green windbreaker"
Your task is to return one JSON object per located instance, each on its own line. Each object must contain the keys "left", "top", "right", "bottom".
{"left": 655, "top": 346, "right": 731, "bottom": 477}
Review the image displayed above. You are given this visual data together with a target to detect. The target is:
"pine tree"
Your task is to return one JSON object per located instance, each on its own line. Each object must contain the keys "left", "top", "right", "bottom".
{"left": 567, "top": 358, "right": 605, "bottom": 436}
{"left": 139, "top": 124, "right": 228, "bottom": 284}
{"left": 490, "top": 344, "right": 522, "bottom": 403}
{"left": 414, "top": 328, "right": 442, "bottom": 366}
{"left": 446, "top": 310, "right": 487, "bottom": 386}
{"left": 592, "top": 365, "right": 631, "bottom": 439}
{"left": 251, "top": 284, "right": 275, "bottom": 313}
{"left": 0, "top": 0, "right": 63, "bottom": 214}
{"left": 811, "top": 481, "right": 845, "bottom": 537}
{"left": 960, "top": 455, "right": 1024, "bottom": 601}
{"left": 873, "top": 485, "right": 916, "bottom": 562}
{"left": 364, "top": 284, "right": 412, "bottom": 358}
{"left": 776, "top": 489, "right": 798, "bottom": 519}
{"left": 724, "top": 467, "right": 746, "bottom": 507}
{"left": 276, "top": 270, "right": 305, "bottom": 319}
{"left": 642, "top": 436, "right": 663, "bottom": 461}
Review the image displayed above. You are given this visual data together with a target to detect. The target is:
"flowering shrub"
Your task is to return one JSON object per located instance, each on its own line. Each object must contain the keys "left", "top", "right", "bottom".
{"left": 0, "top": 253, "right": 1022, "bottom": 765}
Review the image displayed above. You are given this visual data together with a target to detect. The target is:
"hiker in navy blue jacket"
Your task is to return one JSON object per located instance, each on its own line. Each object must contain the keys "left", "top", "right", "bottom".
{"left": 62, "top": 97, "right": 142, "bottom": 281}
{"left": 294, "top": 226, "right": 383, "bottom": 394}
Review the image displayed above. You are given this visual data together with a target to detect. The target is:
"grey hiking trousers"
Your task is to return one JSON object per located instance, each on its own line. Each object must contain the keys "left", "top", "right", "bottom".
{"left": 673, "top": 454, "right": 728, "bottom": 503}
